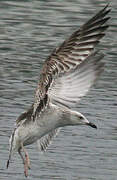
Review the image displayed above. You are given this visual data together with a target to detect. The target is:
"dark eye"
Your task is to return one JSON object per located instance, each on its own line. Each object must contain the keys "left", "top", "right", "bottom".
{"left": 79, "top": 116, "right": 83, "bottom": 120}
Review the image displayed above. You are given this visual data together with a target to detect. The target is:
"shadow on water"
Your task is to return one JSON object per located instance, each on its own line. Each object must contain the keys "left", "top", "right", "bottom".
{"left": 0, "top": 0, "right": 117, "bottom": 179}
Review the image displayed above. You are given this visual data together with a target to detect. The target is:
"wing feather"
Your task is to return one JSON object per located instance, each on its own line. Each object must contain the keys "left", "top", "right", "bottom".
{"left": 48, "top": 51, "right": 104, "bottom": 108}
{"left": 33, "top": 5, "right": 110, "bottom": 118}
{"left": 37, "top": 128, "right": 60, "bottom": 152}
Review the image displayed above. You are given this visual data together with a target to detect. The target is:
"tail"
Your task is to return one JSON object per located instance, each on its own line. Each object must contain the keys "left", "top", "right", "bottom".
{"left": 6, "top": 128, "right": 16, "bottom": 168}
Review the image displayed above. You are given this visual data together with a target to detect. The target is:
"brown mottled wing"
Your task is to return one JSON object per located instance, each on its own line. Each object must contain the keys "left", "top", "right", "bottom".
{"left": 16, "top": 105, "right": 33, "bottom": 125}
{"left": 33, "top": 5, "right": 110, "bottom": 117}
{"left": 54, "top": 5, "right": 110, "bottom": 68}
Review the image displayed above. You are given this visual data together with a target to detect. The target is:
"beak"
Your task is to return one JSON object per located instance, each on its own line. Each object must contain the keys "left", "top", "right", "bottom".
{"left": 88, "top": 122, "right": 97, "bottom": 129}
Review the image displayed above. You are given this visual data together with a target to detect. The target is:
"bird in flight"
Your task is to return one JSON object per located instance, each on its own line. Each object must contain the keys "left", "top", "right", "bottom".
{"left": 7, "top": 5, "right": 110, "bottom": 177}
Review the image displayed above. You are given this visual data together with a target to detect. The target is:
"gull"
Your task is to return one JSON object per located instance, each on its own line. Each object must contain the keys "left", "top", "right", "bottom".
{"left": 7, "top": 5, "right": 110, "bottom": 177}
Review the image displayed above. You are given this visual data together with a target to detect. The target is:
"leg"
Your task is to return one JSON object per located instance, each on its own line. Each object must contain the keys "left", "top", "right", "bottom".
{"left": 20, "top": 143, "right": 31, "bottom": 177}
{"left": 18, "top": 146, "right": 31, "bottom": 168}
{"left": 18, "top": 148, "right": 25, "bottom": 165}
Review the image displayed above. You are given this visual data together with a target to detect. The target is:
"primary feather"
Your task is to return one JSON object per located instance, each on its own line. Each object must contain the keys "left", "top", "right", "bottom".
{"left": 32, "top": 5, "right": 110, "bottom": 119}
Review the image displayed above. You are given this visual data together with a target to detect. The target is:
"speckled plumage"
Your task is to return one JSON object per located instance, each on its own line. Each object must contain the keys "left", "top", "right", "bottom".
{"left": 7, "top": 5, "right": 110, "bottom": 177}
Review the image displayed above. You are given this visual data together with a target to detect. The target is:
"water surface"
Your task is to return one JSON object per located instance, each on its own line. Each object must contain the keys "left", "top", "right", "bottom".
{"left": 0, "top": 0, "right": 117, "bottom": 180}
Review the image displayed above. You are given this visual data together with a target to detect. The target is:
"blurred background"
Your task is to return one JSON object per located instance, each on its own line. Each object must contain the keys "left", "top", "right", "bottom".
{"left": 0, "top": 0, "right": 117, "bottom": 179}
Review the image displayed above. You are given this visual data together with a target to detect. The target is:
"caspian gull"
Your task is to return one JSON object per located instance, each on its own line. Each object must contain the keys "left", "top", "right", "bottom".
{"left": 7, "top": 5, "right": 110, "bottom": 177}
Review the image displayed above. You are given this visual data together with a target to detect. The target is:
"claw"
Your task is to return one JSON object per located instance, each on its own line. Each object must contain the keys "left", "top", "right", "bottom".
{"left": 24, "top": 162, "right": 28, "bottom": 177}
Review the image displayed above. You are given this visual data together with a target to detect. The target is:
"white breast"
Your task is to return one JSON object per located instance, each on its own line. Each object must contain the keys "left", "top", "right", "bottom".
{"left": 17, "top": 104, "right": 63, "bottom": 146}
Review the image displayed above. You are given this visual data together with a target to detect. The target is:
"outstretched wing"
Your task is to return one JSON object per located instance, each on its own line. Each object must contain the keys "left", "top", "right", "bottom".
{"left": 33, "top": 5, "right": 110, "bottom": 118}
{"left": 48, "top": 51, "right": 104, "bottom": 108}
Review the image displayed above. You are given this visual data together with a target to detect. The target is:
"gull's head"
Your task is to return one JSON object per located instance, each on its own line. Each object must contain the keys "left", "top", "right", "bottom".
{"left": 7, "top": 128, "right": 20, "bottom": 168}
{"left": 70, "top": 110, "right": 97, "bottom": 129}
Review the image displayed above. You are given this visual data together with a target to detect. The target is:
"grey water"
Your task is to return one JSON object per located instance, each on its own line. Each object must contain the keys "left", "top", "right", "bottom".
{"left": 0, "top": 0, "right": 117, "bottom": 179}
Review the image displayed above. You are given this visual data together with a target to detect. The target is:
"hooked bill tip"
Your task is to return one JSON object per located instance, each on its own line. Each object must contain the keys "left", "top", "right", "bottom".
{"left": 88, "top": 122, "right": 97, "bottom": 129}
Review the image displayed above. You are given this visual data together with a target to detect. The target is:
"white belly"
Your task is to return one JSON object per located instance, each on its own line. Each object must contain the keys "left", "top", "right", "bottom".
{"left": 17, "top": 104, "right": 62, "bottom": 146}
